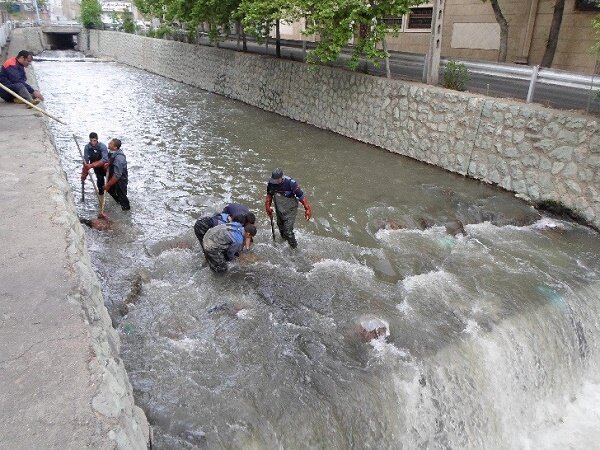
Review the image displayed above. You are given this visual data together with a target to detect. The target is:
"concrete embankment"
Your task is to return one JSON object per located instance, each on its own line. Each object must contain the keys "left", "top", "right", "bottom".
{"left": 75, "top": 28, "right": 600, "bottom": 230}
{"left": 0, "top": 33, "right": 149, "bottom": 448}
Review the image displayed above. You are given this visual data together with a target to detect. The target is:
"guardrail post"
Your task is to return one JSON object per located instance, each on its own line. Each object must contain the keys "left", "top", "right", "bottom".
{"left": 526, "top": 64, "right": 539, "bottom": 103}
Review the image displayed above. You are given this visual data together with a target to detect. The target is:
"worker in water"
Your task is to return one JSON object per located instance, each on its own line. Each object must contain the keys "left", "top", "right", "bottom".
{"left": 194, "top": 203, "right": 256, "bottom": 248}
{"left": 265, "top": 168, "right": 312, "bottom": 248}
{"left": 0, "top": 50, "right": 44, "bottom": 105}
{"left": 80, "top": 132, "right": 109, "bottom": 195}
{"left": 223, "top": 202, "right": 256, "bottom": 226}
{"left": 103, "top": 138, "right": 130, "bottom": 211}
{"left": 194, "top": 211, "right": 231, "bottom": 248}
{"left": 202, "top": 221, "right": 257, "bottom": 273}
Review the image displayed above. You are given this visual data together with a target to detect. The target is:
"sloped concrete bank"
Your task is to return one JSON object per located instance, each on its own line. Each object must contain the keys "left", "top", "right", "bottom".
{"left": 1, "top": 29, "right": 149, "bottom": 449}
{"left": 78, "top": 29, "right": 599, "bottom": 229}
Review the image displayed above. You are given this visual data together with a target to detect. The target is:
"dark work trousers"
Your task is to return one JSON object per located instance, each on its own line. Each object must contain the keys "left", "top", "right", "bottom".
{"left": 93, "top": 167, "right": 106, "bottom": 194}
{"left": 108, "top": 178, "right": 130, "bottom": 210}
{"left": 202, "top": 245, "right": 228, "bottom": 273}
{"left": 194, "top": 216, "right": 216, "bottom": 248}
{"left": 0, "top": 83, "right": 32, "bottom": 102}
{"left": 274, "top": 194, "right": 299, "bottom": 248}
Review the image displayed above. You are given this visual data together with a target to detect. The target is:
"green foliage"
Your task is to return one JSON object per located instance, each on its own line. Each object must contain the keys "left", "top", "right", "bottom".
{"left": 131, "top": 0, "right": 426, "bottom": 70}
{"left": 80, "top": 0, "right": 102, "bottom": 29}
{"left": 239, "top": 0, "right": 301, "bottom": 42}
{"left": 593, "top": 13, "right": 600, "bottom": 54}
{"left": 299, "top": 0, "right": 423, "bottom": 70}
{"left": 443, "top": 60, "right": 469, "bottom": 91}
{"left": 155, "top": 25, "right": 172, "bottom": 38}
{"left": 190, "top": 0, "right": 241, "bottom": 42}
{"left": 122, "top": 11, "right": 136, "bottom": 33}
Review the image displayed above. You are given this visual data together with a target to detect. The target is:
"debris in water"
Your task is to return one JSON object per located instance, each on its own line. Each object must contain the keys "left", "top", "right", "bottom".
{"left": 359, "top": 316, "right": 389, "bottom": 343}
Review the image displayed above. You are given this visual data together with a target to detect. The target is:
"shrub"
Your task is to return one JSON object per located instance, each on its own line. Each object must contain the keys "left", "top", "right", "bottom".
{"left": 444, "top": 60, "right": 469, "bottom": 91}
{"left": 80, "top": 0, "right": 102, "bottom": 29}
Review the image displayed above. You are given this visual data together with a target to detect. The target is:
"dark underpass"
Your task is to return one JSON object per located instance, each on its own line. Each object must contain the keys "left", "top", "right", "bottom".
{"left": 41, "top": 27, "right": 79, "bottom": 50}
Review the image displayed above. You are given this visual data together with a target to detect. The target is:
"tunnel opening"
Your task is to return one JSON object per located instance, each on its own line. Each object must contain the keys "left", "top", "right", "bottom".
{"left": 44, "top": 33, "right": 77, "bottom": 50}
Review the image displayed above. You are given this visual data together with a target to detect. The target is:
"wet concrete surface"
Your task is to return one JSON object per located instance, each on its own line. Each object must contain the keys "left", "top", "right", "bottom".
{"left": 0, "top": 35, "right": 148, "bottom": 448}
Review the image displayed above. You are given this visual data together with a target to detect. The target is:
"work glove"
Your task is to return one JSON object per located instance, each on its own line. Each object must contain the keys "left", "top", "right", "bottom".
{"left": 81, "top": 167, "right": 89, "bottom": 181}
{"left": 300, "top": 198, "right": 312, "bottom": 221}
{"left": 265, "top": 195, "right": 273, "bottom": 218}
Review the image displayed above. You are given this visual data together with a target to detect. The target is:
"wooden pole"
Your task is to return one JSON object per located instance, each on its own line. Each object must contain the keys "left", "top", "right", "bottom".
{"left": 0, "top": 81, "right": 66, "bottom": 125}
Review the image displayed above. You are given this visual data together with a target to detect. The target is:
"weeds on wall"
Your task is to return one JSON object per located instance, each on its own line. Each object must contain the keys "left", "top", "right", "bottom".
{"left": 444, "top": 60, "right": 469, "bottom": 91}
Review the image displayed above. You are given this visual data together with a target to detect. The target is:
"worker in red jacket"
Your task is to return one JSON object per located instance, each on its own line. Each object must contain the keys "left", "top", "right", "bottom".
{"left": 0, "top": 50, "right": 44, "bottom": 105}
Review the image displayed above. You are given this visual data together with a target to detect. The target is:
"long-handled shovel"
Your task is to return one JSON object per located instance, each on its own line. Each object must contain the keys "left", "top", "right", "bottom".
{"left": 270, "top": 214, "right": 275, "bottom": 241}
{"left": 0, "top": 81, "right": 66, "bottom": 125}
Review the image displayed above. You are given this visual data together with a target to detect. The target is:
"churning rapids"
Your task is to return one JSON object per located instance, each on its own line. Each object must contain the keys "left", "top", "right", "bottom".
{"left": 35, "top": 51, "right": 600, "bottom": 449}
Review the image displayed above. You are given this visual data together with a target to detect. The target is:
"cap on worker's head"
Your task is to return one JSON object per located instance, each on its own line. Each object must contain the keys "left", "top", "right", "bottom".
{"left": 269, "top": 168, "right": 284, "bottom": 184}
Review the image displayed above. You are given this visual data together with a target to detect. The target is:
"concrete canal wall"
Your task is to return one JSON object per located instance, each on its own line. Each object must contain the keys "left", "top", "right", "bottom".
{"left": 75, "top": 29, "right": 600, "bottom": 229}
{"left": 1, "top": 29, "right": 149, "bottom": 448}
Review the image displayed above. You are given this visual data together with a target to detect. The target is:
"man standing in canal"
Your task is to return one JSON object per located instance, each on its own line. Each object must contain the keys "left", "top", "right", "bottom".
{"left": 265, "top": 168, "right": 312, "bottom": 248}
{"left": 103, "top": 138, "right": 130, "bottom": 211}
{"left": 81, "top": 132, "right": 109, "bottom": 195}
{"left": 0, "top": 50, "right": 44, "bottom": 105}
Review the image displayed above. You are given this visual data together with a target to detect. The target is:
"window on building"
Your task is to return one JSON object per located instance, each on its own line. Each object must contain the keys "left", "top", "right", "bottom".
{"left": 382, "top": 3, "right": 433, "bottom": 33}
{"left": 407, "top": 6, "right": 434, "bottom": 30}
{"left": 382, "top": 17, "right": 403, "bottom": 28}
{"left": 574, "top": 0, "right": 600, "bottom": 11}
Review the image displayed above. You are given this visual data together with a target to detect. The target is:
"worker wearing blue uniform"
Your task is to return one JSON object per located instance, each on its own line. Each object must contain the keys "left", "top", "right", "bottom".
{"left": 80, "top": 132, "right": 109, "bottom": 194}
{"left": 265, "top": 168, "right": 312, "bottom": 248}
{"left": 223, "top": 203, "right": 256, "bottom": 226}
{"left": 103, "top": 138, "right": 130, "bottom": 211}
{"left": 202, "top": 222, "right": 257, "bottom": 273}
{"left": 0, "top": 50, "right": 44, "bottom": 104}
{"left": 194, "top": 212, "right": 230, "bottom": 247}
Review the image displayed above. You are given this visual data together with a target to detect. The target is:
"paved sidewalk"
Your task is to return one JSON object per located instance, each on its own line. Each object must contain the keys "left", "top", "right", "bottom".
{"left": 0, "top": 101, "right": 147, "bottom": 448}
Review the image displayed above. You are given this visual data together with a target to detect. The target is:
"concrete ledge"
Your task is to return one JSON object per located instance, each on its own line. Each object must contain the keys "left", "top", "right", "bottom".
{"left": 0, "top": 33, "right": 149, "bottom": 450}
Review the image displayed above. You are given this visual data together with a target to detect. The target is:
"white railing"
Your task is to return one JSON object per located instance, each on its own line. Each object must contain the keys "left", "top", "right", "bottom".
{"left": 440, "top": 58, "right": 600, "bottom": 92}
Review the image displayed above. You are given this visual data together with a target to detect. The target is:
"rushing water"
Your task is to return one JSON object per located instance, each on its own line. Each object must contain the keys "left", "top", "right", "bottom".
{"left": 34, "top": 51, "right": 600, "bottom": 449}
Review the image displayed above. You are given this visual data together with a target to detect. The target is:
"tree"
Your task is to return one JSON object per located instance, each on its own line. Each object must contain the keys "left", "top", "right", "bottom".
{"left": 239, "top": 0, "right": 302, "bottom": 56}
{"left": 190, "top": 0, "right": 241, "bottom": 43}
{"left": 593, "top": 13, "right": 600, "bottom": 55}
{"left": 80, "top": 0, "right": 102, "bottom": 29}
{"left": 541, "top": 0, "right": 566, "bottom": 67}
{"left": 481, "top": 0, "right": 508, "bottom": 62}
{"left": 122, "top": 11, "right": 136, "bottom": 33}
{"left": 296, "top": 0, "right": 423, "bottom": 70}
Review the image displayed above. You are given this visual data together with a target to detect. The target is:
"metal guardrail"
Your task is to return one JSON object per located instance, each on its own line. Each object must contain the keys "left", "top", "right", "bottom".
{"left": 440, "top": 58, "right": 600, "bottom": 91}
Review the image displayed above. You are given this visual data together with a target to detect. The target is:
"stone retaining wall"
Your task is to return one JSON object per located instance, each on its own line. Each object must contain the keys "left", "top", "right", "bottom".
{"left": 79, "top": 30, "right": 599, "bottom": 229}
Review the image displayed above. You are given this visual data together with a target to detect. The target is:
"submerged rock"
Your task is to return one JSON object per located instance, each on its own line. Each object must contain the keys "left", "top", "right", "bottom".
{"left": 359, "top": 316, "right": 390, "bottom": 343}
{"left": 444, "top": 219, "right": 466, "bottom": 236}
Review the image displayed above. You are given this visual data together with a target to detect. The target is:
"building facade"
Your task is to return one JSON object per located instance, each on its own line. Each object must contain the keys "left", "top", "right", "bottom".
{"left": 277, "top": 0, "right": 600, "bottom": 75}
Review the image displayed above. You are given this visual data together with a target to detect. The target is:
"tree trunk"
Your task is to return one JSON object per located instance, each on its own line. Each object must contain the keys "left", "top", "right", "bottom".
{"left": 382, "top": 37, "right": 391, "bottom": 79}
{"left": 489, "top": 0, "right": 508, "bottom": 62}
{"left": 276, "top": 19, "right": 281, "bottom": 58}
{"left": 242, "top": 27, "right": 247, "bottom": 52}
{"left": 541, "top": 0, "right": 565, "bottom": 67}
